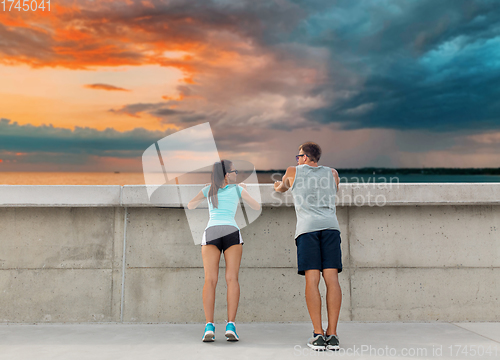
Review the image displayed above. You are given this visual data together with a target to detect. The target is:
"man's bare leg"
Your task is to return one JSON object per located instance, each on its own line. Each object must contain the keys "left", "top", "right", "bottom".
{"left": 304, "top": 269, "right": 323, "bottom": 334}
{"left": 322, "top": 268, "right": 341, "bottom": 336}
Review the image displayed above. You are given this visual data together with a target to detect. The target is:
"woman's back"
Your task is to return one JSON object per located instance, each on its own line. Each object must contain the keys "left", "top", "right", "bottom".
{"left": 202, "top": 184, "right": 243, "bottom": 229}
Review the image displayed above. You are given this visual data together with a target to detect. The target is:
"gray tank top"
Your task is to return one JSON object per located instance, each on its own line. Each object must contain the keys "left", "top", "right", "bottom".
{"left": 290, "top": 164, "right": 340, "bottom": 239}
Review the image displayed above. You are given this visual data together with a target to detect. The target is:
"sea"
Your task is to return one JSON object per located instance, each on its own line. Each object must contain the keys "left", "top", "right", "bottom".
{"left": 1, "top": 172, "right": 500, "bottom": 185}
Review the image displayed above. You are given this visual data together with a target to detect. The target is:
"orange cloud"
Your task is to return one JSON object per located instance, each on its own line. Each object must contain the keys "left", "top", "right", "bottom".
{"left": 1, "top": 0, "right": 332, "bottom": 138}
{"left": 84, "top": 84, "right": 131, "bottom": 92}
{"left": 162, "top": 95, "right": 184, "bottom": 101}
{"left": 0, "top": 0, "right": 266, "bottom": 84}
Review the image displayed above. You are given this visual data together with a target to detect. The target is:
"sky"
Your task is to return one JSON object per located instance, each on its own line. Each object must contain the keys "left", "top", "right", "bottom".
{"left": 0, "top": 0, "right": 499, "bottom": 171}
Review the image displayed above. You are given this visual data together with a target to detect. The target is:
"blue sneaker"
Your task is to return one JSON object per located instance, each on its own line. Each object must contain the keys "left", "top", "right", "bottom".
{"left": 202, "top": 323, "right": 215, "bottom": 342}
{"left": 225, "top": 322, "right": 239, "bottom": 341}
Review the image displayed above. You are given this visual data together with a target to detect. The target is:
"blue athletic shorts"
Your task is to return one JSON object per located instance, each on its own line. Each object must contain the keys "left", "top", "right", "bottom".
{"left": 295, "top": 229, "right": 342, "bottom": 276}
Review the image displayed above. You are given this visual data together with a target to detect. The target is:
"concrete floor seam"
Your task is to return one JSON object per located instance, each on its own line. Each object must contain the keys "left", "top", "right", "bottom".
{"left": 451, "top": 323, "right": 500, "bottom": 345}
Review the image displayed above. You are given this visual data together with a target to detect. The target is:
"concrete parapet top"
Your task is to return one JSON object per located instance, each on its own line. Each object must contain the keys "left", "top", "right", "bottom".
{"left": 1, "top": 183, "right": 499, "bottom": 207}
{"left": 0, "top": 185, "right": 122, "bottom": 207}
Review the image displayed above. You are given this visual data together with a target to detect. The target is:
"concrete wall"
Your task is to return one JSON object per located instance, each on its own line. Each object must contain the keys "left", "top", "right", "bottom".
{"left": 0, "top": 184, "right": 499, "bottom": 323}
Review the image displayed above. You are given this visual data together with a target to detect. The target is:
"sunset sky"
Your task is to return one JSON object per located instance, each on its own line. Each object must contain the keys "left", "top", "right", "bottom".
{"left": 1, "top": 0, "right": 499, "bottom": 171}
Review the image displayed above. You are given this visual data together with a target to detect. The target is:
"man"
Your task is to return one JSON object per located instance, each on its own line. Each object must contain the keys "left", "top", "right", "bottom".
{"left": 274, "top": 142, "right": 342, "bottom": 351}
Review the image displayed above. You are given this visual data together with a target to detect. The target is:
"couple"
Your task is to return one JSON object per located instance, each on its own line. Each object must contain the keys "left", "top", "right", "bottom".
{"left": 188, "top": 142, "right": 342, "bottom": 351}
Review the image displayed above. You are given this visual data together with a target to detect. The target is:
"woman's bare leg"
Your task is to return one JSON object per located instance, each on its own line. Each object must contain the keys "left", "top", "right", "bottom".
{"left": 223, "top": 244, "right": 242, "bottom": 322}
{"left": 202, "top": 245, "right": 221, "bottom": 323}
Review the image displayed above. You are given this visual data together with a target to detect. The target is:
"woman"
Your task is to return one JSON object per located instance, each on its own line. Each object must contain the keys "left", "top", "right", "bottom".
{"left": 188, "top": 160, "right": 261, "bottom": 342}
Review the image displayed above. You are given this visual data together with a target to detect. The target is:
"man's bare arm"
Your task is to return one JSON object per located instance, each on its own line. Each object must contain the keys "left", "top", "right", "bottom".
{"left": 332, "top": 168, "right": 340, "bottom": 192}
{"left": 274, "top": 166, "right": 296, "bottom": 193}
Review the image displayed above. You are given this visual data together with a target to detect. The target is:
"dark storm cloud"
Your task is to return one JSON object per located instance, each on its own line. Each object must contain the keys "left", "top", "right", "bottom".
{"left": 0, "top": 118, "right": 174, "bottom": 157}
{"left": 294, "top": 0, "right": 500, "bottom": 131}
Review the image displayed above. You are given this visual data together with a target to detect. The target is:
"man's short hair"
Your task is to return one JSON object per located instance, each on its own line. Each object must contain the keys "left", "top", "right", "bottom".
{"left": 299, "top": 142, "right": 321, "bottom": 162}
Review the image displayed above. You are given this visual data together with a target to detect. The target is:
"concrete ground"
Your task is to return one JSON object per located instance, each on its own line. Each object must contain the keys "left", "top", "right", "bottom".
{"left": 0, "top": 322, "right": 499, "bottom": 360}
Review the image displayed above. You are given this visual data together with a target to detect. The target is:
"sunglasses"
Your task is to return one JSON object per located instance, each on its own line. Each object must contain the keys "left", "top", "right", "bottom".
{"left": 295, "top": 154, "right": 306, "bottom": 162}
{"left": 227, "top": 170, "right": 238, "bottom": 174}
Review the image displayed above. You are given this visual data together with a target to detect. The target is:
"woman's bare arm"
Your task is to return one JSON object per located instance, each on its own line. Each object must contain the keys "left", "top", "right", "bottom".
{"left": 187, "top": 190, "right": 206, "bottom": 209}
{"left": 240, "top": 187, "right": 261, "bottom": 210}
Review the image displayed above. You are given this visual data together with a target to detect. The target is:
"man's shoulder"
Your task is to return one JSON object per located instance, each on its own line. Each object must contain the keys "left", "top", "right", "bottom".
{"left": 319, "top": 166, "right": 337, "bottom": 174}
{"left": 286, "top": 166, "right": 297, "bottom": 181}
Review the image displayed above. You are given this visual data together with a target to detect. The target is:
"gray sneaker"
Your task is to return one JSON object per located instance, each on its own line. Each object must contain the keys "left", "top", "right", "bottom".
{"left": 307, "top": 333, "right": 326, "bottom": 351}
{"left": 325, "top": 334, "right": 339, "bottom": 351}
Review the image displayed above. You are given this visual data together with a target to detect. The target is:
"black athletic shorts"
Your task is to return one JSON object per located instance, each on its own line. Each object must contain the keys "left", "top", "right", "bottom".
{"left": 202, "top": 225, "right": 243, "bottom": 253}
{"left": 295, "top": 229, "right": 342, "bottom": 276}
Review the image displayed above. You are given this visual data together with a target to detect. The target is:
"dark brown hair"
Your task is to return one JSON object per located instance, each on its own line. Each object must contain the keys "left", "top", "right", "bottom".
{"left": 207, "top": 159, "right": 232, "bottom": 209}
{"left": 299, "top": 142, "right": 322, "bottom": 162}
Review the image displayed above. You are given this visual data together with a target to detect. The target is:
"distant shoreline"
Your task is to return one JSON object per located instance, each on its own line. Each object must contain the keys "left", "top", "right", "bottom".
{"left": 1, "top": 170, "right": 500, "bottom": 185}
{"left": 258, "top": 167, "right": 500, "bottom": 175}
{"left": 2, "top": 168, "right": 500, "bottom": 175}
